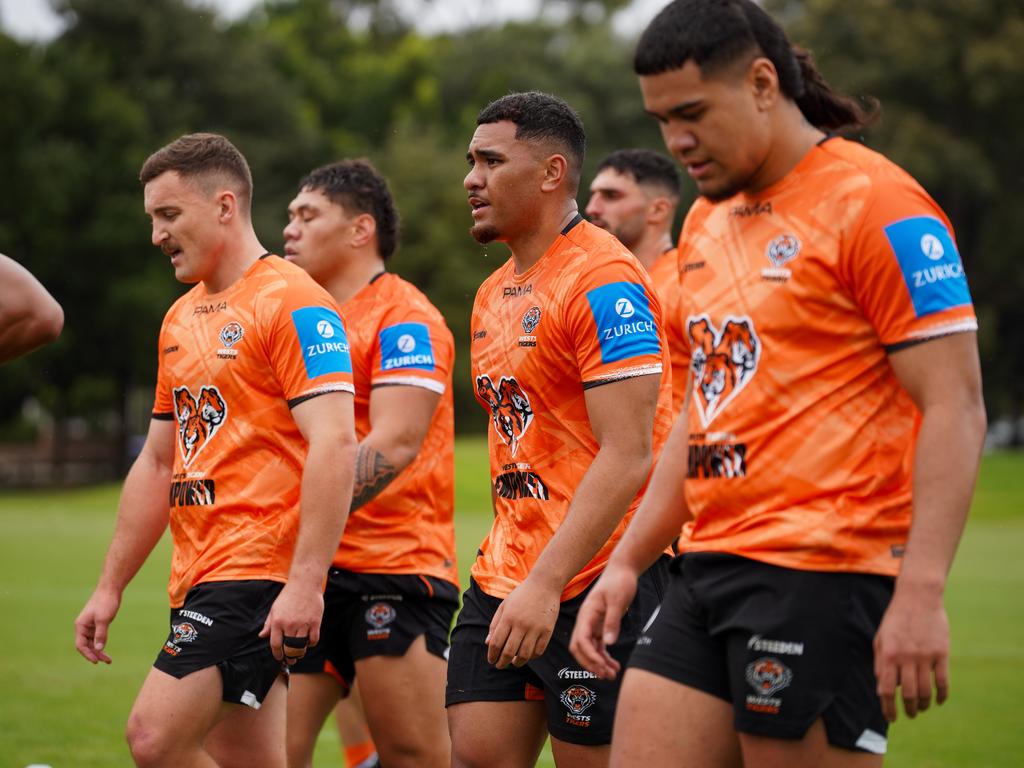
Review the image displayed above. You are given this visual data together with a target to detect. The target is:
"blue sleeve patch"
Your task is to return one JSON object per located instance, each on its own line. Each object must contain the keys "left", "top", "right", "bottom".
{"left": 585, "top": 282, "right": 661, "bottom": 364}
{"left": 291, "top": 306, "right": 352, "bottom": 379}
{"left": 378, "top": 322, "right": 436, "bottom": 372}
{"left": 883, "top": 216, "right": 972, "bottom": 317}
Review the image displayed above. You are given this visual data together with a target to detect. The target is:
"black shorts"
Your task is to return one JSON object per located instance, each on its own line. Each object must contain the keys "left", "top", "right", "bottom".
{"left": 153, "top": 580, "right": 285, "bottom": 709}
{"left": 628, "top": 553, "right": 894, "bottom": 754}
{"left": 445, "top": 557, "right": 669, "bottom": 747}
{"left": 290, "top": 569, "right": 459, "bottom": 690}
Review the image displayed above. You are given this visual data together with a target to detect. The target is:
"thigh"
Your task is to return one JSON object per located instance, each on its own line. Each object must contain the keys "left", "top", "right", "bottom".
{"left": 205, "top": 674, "right": 288, "bottom": 768}
{"left": 448, "top": 700, "right": 548, "bottom": 768}
{"left": 356, "top": 634, "right": 450, "bottom": 766}
{"left": 286, "top": 671, "right": 346, "bottom": 768}
{"left": 126, "top": 665, "right": 226, "bottom": 764}
{"left": 610, "top": 668, "right": 741, "bottom": 768}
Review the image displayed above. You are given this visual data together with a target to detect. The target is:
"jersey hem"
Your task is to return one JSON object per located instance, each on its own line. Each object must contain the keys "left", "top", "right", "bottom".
{"left": 287, "top": 383, "right": 355, "bottom": 409}
{"left": 371, "top": 376, "right": 446, "bottom": 394}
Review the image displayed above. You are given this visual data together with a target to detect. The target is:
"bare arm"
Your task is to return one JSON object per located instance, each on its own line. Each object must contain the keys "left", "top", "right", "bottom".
{"left": 487, "top": 373, "right": 661, "bottom": 668}
{"left": 351, "top": 384, "right": 441, "bottom": 510}
{"left": 874, "top": 331, "right": 986, "bottom": 720}
{"left": 261, "top": 390, "right": 357, "bottom": 660}
{"left": 74, "top": 418, "right": 175, "bottom": 663}
{"left": 570, "top": 385, "right": 693, "bottom": 677}
{"left": 0, "top": 254, "right": 64, "bottom": 364}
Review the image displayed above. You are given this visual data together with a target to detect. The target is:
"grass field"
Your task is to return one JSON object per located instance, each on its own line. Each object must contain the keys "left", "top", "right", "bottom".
{"left": 1, "top": 441, "right": 1022, "bottom": 767}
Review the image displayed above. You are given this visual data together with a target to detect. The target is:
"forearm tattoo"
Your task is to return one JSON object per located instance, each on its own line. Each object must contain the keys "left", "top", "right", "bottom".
{"left": 351, "top": 443, "right": 398, "bottom": 511}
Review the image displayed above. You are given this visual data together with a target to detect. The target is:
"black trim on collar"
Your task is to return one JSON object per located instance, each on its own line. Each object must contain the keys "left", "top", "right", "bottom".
{"left": 816, "top": 133, "right": 837, "bottom": 146}
{"left": 369, "top": 270, "right": 387, "bottom": 285}
{"left": 259, "top": 251, "right": 273, "bottom": 260}
{"left": 561, "top": 213, "right": 584, "bottom": 235}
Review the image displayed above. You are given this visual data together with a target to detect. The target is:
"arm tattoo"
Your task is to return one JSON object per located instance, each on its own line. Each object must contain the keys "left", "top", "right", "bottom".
{"left": 350, "top": 443, "right": 398, "bottom": 511}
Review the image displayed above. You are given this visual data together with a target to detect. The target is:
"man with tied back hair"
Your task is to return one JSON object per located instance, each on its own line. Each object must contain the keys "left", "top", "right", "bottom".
{"left": 75, "top": 133, "right": 357, "bottom": 767}
{"left": 571, "top": 2, "right": 986, "bottom": 766}
{"left": 446, "top": 91, "right": 674, "bottom": 768}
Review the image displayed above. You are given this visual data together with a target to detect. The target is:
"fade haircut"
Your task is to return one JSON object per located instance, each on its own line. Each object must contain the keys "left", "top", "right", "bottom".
{"left": 298, "top": 159, "right": 400, "bottom": 261}
{"left": 634, "top": 0, "right": 877, "bottom": 132}
{"left": 140, "top": 133, "right": 254, "bottom": 212}
{"left": 477, "top": 91, "right": 587, "bottom": 194}
{"left": 596, "top": 149, "right": 681, "bottom": 199}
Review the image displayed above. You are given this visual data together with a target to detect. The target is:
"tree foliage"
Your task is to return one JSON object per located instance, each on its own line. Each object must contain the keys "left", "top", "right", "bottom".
{"left": 1, "top": 0, "right": 1019, "bottom": 473}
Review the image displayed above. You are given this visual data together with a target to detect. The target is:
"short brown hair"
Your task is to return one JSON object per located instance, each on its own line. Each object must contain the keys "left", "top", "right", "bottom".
{"left": 140, "top": 133, "right": 253, "bottom": 211}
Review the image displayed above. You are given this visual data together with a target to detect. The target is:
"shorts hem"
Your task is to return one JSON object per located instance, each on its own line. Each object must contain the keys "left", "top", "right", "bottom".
{"left": 627, "top": 654, "right": 731, "bottom": 704}
{"left": 445, "top": 688, "right": 530, "bottom": 708}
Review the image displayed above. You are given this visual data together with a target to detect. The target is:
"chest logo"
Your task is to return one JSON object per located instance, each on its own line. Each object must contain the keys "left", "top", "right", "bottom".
{"left": 173, "top": 385, "right": 228, "bottom": 467}
{"left": 521, "top": 306, "right": 542, "bottom": 334}
{"left": 476, "top": 375, "right": 533, "bottom": 456}
{"left": 687, "top": 315, "right": 761, "bottom": 428}
{"left": 218, "top": 322, "right": 244, "bottom": 348}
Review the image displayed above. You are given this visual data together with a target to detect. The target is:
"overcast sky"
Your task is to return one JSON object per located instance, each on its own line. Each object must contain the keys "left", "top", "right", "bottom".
{"left": 0, "top": 0, "right": 668, "bottom": 40}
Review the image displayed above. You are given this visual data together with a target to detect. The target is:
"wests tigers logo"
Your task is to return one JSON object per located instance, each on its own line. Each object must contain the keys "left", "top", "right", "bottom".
{"left": 745, "top": 657, "right": 793, "bottom": 697}
{"left": 173, "top": 385, "right": 227, "bottom": 466}
{"left": 172, "top": 622, "right": 198, "bottom": 644}
{"left": 687, "top": 315, "right": 760, "bottom": 428}
{"left": 476, "top": 375, "right": 533, "bottom": 456}
{"left": 560, "top": 685, "right": 597, "bottom": 716}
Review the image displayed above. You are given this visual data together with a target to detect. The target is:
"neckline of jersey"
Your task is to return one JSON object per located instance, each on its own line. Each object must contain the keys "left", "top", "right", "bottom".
{"left": 508, "top": 216, "right": 583, "bottom": 284}
{"left": 736, "top": 138, "right": 833, "bottom": 203}
{"left": 199, "top": 253, "right": 271, "bottom": 299}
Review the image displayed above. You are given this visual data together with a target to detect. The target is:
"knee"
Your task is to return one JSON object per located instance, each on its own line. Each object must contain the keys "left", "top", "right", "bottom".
{"left": 126, "top": 714, "right": 173, "bottom": 768}
{"left": 382, "top": 739, "right": 450, "bottom": 768}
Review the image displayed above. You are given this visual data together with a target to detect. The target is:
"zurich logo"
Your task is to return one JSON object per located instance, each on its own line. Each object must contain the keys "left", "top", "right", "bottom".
{"left": 920, "top": 233, "right": 944, "bottom": 261}
{"left": 316, "top": 320, "right": 335, "bottom": 339}
{"left": 397, "top": 334, "right": 416, "bottom": 353}
{"left": 615, "top": 298, "right": 635, "bottom": 319}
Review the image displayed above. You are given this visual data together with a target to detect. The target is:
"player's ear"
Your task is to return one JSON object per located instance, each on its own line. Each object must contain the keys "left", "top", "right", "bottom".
{"left": 540, "top": 154, "right": 569, "bottom": 193}
{"left": 749, "top": 56, "right": 780, "bottom": 111}
{"left": 349, "top": 213, "right": 377, "bottom": 248}
{"left": 647, "top": 196, "right": 673, "bottom": 225}
{"left": 217, "top": 190, "right": 237, "bottom": 223}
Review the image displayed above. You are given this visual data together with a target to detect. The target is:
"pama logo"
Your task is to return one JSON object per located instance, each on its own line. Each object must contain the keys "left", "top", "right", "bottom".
{"left": 173, "top": 385, "right": 227, "bottom": 466}
{"left": 745, "top": 657, "right": 793, "bottom": 697}
{"left": 560, "top": 685, "right": 597, "bottom": 716}
{"left": 476, "top": 375, "right": 534, "bottom": 456}
{"left": 172, "top": 622, "right": 199, "bottom": 644}
{"left": 686, "top": 314, "right": 760, "bottom": 427}
{"left": 365, "top": 602, "right": 397, "bottom": 629}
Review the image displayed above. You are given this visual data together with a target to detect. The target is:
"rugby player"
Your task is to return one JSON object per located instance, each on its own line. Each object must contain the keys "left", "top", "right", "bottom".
{"left": 0, "top": 253, "right": 63, "bottom": 363}
{"left": 74, "top": 133, "right": 358, "bottom": 767}
{"left": 585, "top": 149, "right": 687, "bottom": 411}
{"left": 283, "top": 159, "right": 457, "bottom": 768}
{"left": 447, "top": 91, "right": 674, "bottom": 768}
{"left": 570, "top": 2, "right": 987, "bottom": 766}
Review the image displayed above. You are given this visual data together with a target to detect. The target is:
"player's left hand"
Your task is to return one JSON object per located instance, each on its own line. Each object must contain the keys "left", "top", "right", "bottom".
{"left": 873, "top": 584, "right": 950, "bottom": 722}
{"left": 259, "top": 582, "right": 324, "bottom": 664}
{"left": 486, "top": 577, "right": 561, "bottom": 669}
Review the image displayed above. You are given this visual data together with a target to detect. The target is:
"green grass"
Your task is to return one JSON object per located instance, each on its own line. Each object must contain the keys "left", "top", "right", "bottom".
{"left": 1, "top": 442, "right": 1022, "bottom": 767}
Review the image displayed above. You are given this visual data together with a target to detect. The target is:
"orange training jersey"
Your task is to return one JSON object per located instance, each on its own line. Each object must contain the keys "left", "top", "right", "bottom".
{"left": 153, "top": 255, "right": 355, "bottom": 607}
{"left": 675, "top": 138, "right": 977, "bottom": 576}
{"left": 648, "top": 247, "right": 688, "bottom": 414}
{"left": 333, "top": 272, "right": 457, "bottom": 585}
{"left": 470, "top": 216, "right": 674, "bottom": 601}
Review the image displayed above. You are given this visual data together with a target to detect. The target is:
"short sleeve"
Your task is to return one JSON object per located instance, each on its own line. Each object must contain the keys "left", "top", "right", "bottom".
{"left": 843, "top": 179, "right": 977, "bottom": 349}
{"left": 564, "top": 258, "right": 665, "bottom": 389}
{"left": 262, "top": 280, "right": 355, "bottom": 407}
{"left": 152, "top": 316, "right": 174, "bottom": 420}
{"left": 371, "top": 306, "right": 452, "bottom": 396}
